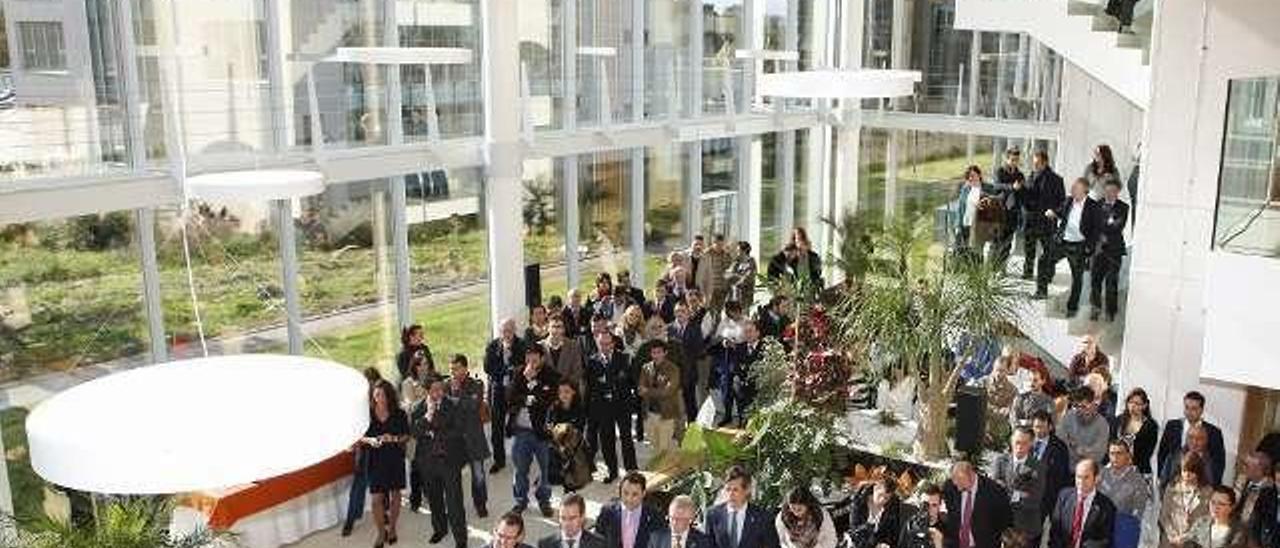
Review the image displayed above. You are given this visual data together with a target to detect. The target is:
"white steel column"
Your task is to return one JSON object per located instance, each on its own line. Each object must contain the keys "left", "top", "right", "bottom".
{"left": 274, "top": 200, "right": 304, "bottom": 354}
{"left": 966, "top": 30, "right": 981, "bottom": 158}
{"left": 829, "top": 0, "right": 865, "bottom": 267}
{"left": 778, "top": 0, "right": 799, "bottom": 233}
{"left": 383, "top": 0, "right": 413, "bottom": 328}
{"left": 483, "top": 0, "right": 527, "bottom": 332}
{"left": 563, "top": 0, "right": 581, "bottom": 288}
{"left": 885, "top": 130, "right": 899, "bottom": 219}
{"left": 117, "top": 0, "right": 167, "bottom": 363}
{"left": 736, "top": 0, "right": 761, "bottom": 253}
{"left": 629, "top": 0, "right": 647, "bottom": 287}
{"left": 684, "top": 0, "right": 705, "bottom": 241}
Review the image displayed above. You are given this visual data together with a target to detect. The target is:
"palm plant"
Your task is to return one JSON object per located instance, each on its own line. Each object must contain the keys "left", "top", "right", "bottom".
{"left": 834, "top": 214, "right": 1027, "bottom": 460}
{"left": 0, "top": 497, "right": 234, "bottom": 548}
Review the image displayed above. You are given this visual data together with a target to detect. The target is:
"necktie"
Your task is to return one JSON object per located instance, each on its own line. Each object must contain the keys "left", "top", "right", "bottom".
{"left": 1070, "top": 494, "right": 1087, "bottom": 548}
{"left": 623, "top": 511, "right": 637, "bottom": 548}
{"left": 728, "top": 509, "right": 739, "bottom": 548}
{"left": 1035, "top": 439, "right": 1046, "bottom": 459}
{"left": 566, "top": 539, "right": 577, "bottom": 548}
{"left": 959, "top": 490, "right": 973, "bottom": 548}
{"left": 673, "top": 536, "right": 683, "bottom": 548}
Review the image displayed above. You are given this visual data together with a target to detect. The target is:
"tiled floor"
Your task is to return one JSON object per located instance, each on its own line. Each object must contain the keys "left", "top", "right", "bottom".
{"left": 292, "top": 439, "right": 658, "bottom": 548}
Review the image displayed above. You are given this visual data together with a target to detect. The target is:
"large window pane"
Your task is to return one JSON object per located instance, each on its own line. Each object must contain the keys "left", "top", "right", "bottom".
{"left": 523, "top": 157, "right": 568, "bottom": 297}
{"left": 0, "top": 211, "right": 148, "bottom": 521}
{"left": 520, "top": 0, "right": 566, "bottom": 131}
{"left": 645, "top": 144, "right": 688, "bottom": 253}
{"left": 1216, "top": 76, "right": 1280, "bottom": 257}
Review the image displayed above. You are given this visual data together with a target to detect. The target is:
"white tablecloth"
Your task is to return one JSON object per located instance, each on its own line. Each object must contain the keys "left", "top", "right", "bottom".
{"left": 171, "top": 476, "right": 353, "bottom": 548}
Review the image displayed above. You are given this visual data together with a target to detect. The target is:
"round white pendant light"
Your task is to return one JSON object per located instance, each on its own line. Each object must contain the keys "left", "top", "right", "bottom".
{"left": 757, "top": 69, "right": 922, "bottom": 99}
{"left": 185, "top": 169, "right": 325, "bottom": 202}
{"left": 25, "top": 355, "right": 369, "bottom": 494}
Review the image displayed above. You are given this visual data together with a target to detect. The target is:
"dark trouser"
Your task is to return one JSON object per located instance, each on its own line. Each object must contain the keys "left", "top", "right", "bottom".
{"left": 343, "top": 451, "right": 368, "bottom": 529}
{"left": 487, "top": 387, "right": 506, "bottom": 467}
{"left": 587, "top": 404, "right": 637, "bottom": 475}
{"left": 1038, "top": 240, "right": 1088, "bottom": 312}
{"left": 682, "top": 371, "right": 699, "bottom": 423}
{"left": 990, "top": 215, "right": 1020, "bottom": 268}
{"left": 419, "top": 457, "right": 466, "bottom": 548}
{"left": 511, "top": 430, "right": 551, "bottom": 505}
{"left": 467, "top": 458, "right": 488, "bottom": 511}
{"left": 408, "top": 464, "right": 424, "bottom": 510}
{"left": 714, "top": 351, "right": 740, "bottom": 424}
{"left": 1090, "top": 252, "right": 1124, "bottom": 316}
{"left": 1022, "top": 219, "right": 1052, "bottom": 277}
{"left": 632, "top": 394, "right": 645, "bottom": 441}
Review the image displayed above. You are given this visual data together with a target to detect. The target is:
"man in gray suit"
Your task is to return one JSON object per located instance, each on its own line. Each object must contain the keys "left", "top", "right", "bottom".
{"left": 539, "top": 494, "right": 608, "bottom": 548}
{"left": 988, "top": 426, "right": 1046, "bottom": 547}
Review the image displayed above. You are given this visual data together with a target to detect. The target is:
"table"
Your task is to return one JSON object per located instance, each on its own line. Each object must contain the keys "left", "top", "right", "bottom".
{"left": 172, "top": 452, "right": 355, "bottom": 548}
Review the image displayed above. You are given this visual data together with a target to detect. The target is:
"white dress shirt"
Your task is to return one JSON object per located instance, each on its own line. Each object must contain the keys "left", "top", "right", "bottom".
{"left": 1064, "top": 198, "right": 1086, "bottom": 243}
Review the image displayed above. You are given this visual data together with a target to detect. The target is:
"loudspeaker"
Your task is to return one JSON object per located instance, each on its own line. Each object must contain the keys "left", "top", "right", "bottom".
{"left": 524, "top": 263, "right": 542, "bottom": 308}
{"left": 953, "top": 385, "right": 987, "bottom": 457}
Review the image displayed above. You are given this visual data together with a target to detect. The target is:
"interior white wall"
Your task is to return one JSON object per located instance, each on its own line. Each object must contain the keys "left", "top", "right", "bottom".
{"left": 1121, "top": 0, "right": 1280, "bottom": 479}
{"left": 1056, "top": 61, "right": 1144, "bottom": 190}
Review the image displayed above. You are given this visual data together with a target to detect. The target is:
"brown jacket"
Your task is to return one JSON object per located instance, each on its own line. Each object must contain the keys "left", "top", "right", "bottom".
{"left": 542, "top": 337, "right": 585, "bottom": 392}
{"left": 638, "top": 358, "right": 684, "bottom": 420}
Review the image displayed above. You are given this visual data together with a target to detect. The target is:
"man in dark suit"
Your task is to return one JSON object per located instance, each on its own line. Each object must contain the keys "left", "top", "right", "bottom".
{"left": 848, "top": 476, "right": 905, "bottom": 548}
{"left": 942, "top": 461, "right": 1012, "bottom": 548}
{"left": 706, "top": 465, "right": 779, "bottom": 548}
{"left": 1250, "top": 462, "right": 1280, "bottom": 548}
{"left": 990, "top": 146, "right": 1026, "bottom": 268}
{"left": 988, "top": 427, "right": 1046, "bottom": 547}
{"left": 648, "top": 495, "right": 711, "bottom": 548}
{"left": 484, "top": 318, "right": 525, "bottom": 473}
{"left": 1047, "top": 459, "right": 1116, "bottom": 548}
{"left": 486, "top": 512, "right": 535, "bottom": 548}
{"left": 1032, "top": 410, "right": 1073, "bottom": 524}
{"left": 1017, "top": 149, "right": 1066, "bottom": 280}
{"left": 1237, "top": 451, "right": 1277, "bottom": 541}
{"left": 539, "top": 494, "right": 608, "bottom": 548}
{"left": 412, "top": 375, "right": 469, "bottom": 548}
{"left": 615, "top": 269, "right": 649, "bottom": 315}
{"left": 1035, "top": 177, "right": 1102, "bottom": 317}
{"left": 731, "top": 321, "right": 766, "bottom": 423}
{"left": 753, "top": 295, "right": 790, "bottom": 344}
{"left": 594, "top": 472, "right": 666, "bottom": 548}
{"left": 1088, "top": 178, "right": 1130, "bottom": 322}
{"left": 585, "top": 332, "right": 638, "bottom": 482}
{"left": 667, "top": 302, "right": 706, "bottom": 424}
{"left": 899, "top": 485, "right": 948, "bottom": 548}
{"left": 1158, "top": 391, "right": 1226, "bottom": 487}
{"left": 506, "top": 345, "right": 560, "bottom": 517}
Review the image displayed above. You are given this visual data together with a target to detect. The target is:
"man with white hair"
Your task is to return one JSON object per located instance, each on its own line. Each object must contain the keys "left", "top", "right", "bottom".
{"left": 484, "top": 317, "right": 525, "bottom": 473}
{"left": 647, "top": 496, "right": 710, "bottom": 548}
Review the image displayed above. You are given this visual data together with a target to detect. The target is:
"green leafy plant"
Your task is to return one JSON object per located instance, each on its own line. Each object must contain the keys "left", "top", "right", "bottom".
{"left": 739, "top": 399, "right": 851, "bottom": 506}
{"left": 744, "top": 339, "right": 789, "bottom": 412}
{"left": 0, "top": 497, "right": 233, "bottom": 548}
{"left": 833, "top": 214, "right": 1027, "bottom": 460}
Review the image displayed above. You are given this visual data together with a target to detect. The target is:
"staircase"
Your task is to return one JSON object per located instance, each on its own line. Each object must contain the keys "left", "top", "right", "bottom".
{"left": 955, "top": 0, "right": 1155, "bottom": 109}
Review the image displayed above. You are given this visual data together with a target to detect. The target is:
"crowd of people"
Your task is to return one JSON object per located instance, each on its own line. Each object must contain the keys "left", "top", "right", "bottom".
{"left": 343, "top": 227, "right": 824, "bottom": 547}
{"left": 952, "top": 145, "right": 1130, "bottom": 321}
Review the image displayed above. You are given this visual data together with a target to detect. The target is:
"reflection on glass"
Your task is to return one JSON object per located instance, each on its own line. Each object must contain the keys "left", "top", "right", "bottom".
{"left": 523, "top": 157, "right": 568, "bottom": 294}
{"left": 1215, "top": 77, "right": 1280, "bottom": 257}
{"left": 578, "top": 150, "right": 632, "bottom": 289}
{"left": 297, "top": 180, "right": 398, "bottom": 370}
{"left": 646, "top": 145, "right": 688, "bottom": 252}
{"left": 520, "top": 0, "right": 566, "bottom": 131}
{"left": 156, "top": 198, "right": 284, "bottom": 358}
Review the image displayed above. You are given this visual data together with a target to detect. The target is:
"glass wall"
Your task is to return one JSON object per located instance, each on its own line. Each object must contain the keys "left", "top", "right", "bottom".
{"left": 1216, "top": 76, "right": 1280, "bottom": 257}
{"left": 520, "top": 0, "right": 567, "bottom": 131}
{"left": 645, "top": 144, "right": 688, "bottom": 253}
{"left": 0, "top": 211, "right": 149, "bottom": 520}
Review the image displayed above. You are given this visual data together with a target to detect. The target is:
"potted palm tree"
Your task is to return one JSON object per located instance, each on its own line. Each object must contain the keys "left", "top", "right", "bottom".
{"left": 833, "top": 214, "right": 1027, "bottom": 460}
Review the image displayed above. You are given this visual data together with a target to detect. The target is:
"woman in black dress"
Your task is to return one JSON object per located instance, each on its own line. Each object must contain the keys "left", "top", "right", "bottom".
{"left": 547, "top": 379, "right": 587, "bottom": 491}
{"left": 1110, "top": 387, "right": 1159, "bottom": 475}
{"left": 396, "top": 324, "right": 435, "bottom": 381}
{"left": 362, "top": 380, "right": 410, "bottom": 547}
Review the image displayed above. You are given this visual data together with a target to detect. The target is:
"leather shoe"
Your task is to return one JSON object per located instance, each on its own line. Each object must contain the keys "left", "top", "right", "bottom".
{"left": 477, "top": 506, "right": 489, "bottom": 518}
{"left": 511, "top": 504, "right": 527, "bottom": 514}
{"left": 489, "top": 463, "right": 504, "bottom": 474}
{"left": 539, "top": 503, "right": 555, "bottom": 518}
{"left": 430, "top": 531, "right": 448, "bottom": 544}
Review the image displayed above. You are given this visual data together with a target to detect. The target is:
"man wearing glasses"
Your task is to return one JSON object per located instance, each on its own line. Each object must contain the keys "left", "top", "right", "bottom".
{"left": 1059, "top": 387, "right": 1110, "bottom": 468}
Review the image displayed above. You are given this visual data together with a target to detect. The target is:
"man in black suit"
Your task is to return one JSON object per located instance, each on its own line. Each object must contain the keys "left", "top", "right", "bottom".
{"left": 594, "top": 472, "right": 666, "bottom": 548}
{"left": 648, "top": 495, "right": 711, "bottom": 548}
{"left": 1047, "top": 459, "right": 1116, "bottom": 548}
{"left": 485, "top": 512, "right": 534, "bottom": 548}
{"left": 1088, "top": 179, "right": 1130, "bottom": 322}
{"left": 412, "top": 375, "right": 469, "bottom": 548}
{"left": 942, "top": 461, "right": 1012, "bottom": 548}
{"left": 539, "top": 494, "right": 608, "bottom": 548}
{"left": 615, "top": 269, "right": 649, "bottom": 316}
{"left": 1250, "top": 462, "right": 1280, "bottom": 548}
{"left": 706, "top": 465, "right": 779, "bottom": 548}
{"left": 753, "top": 295, "right": 790, "bottom": 344}
{"left": 585, "top": 332, "right": 638, "bottom": 482}
{"left": 1035, "top": 177, "right": 1102, "bottom": 317}
{"left": 988, "top": 427, "right": 1046, "bottom": 547}
{"left": 731, "top": 321, "right": 766, "bottom": 423}
{"left": 1157, "top": 390, "right": 1226, "bottom": 487}
{"left": 506, "top": 345, "right": 560, "bottom": 517}
{"left": 899, "top": 484, "right": 948, "bottom": 548}
{"left": 667, "top": 302, "right": 706, "bottom": 424}
{"left": 484, "top": 317, "right": 525, "bottom": 473}
{"left": 1237, "top": 451, "right": 1277, "bottom": 539}
{"left": 990, "top": 146, "right": 1026, "bottom": 268}
{"left": 848, "top": 476, "right": 905, "bottom": 548}
{"left": 1032, "top": 410, "right": 1073, "bottom": 525}
{"left": 1017, "top": 149, "right": 1066, "bottom": 280}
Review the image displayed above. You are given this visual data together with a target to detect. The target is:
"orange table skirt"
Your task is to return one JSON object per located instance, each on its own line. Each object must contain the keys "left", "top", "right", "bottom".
{"left": 179, "top": 452, "right": 354, "bottom": 530}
